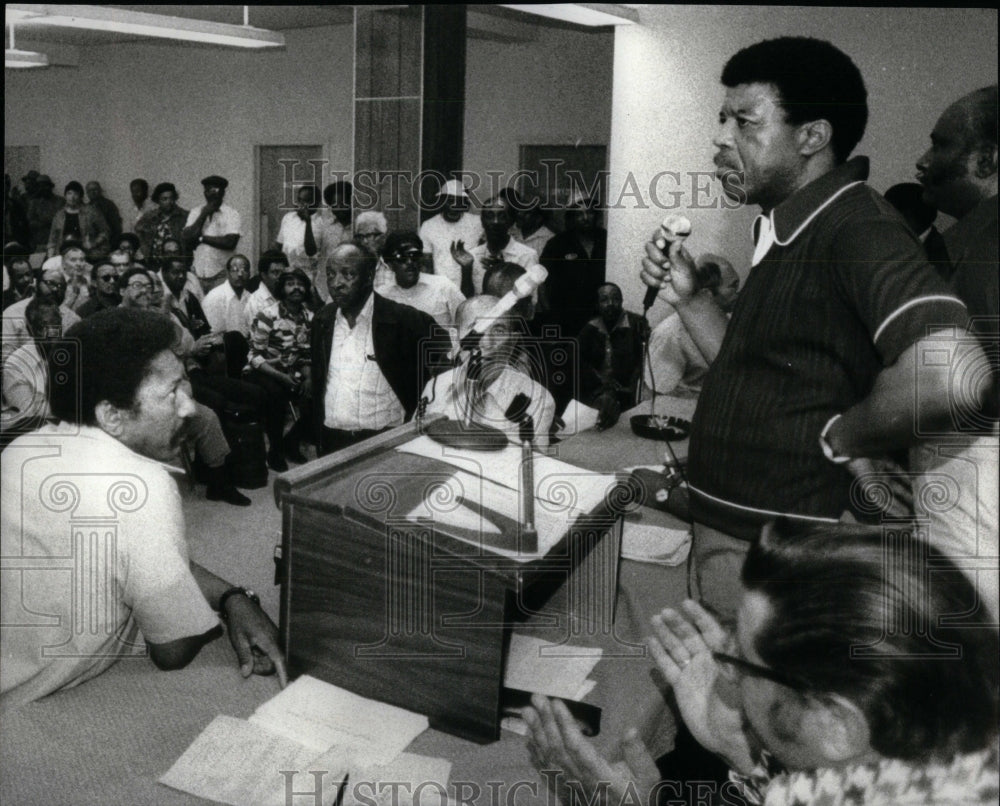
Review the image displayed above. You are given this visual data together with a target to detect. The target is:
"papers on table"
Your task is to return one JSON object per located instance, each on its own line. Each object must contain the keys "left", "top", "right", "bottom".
{"left": 159, "top": 715, "right": 347, "bottom": 806}
{"left": 398, "top": 436, "right": 619, "bottom": 515}
{"left": 250, "top": 674, "right": 429, "bottom": 764}
{"left": 160, "top": 676, "right": 441, "bottom": 805}
{"left": 343, "top": 754, "right": 454, "bottom": 806}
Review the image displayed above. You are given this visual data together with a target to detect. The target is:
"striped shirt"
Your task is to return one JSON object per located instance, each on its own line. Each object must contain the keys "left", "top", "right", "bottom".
{"left": 687, "top": 157, "right": 969, "bottom": 538}
{"left": 247, "top": 302, "right": 313, "bottom": 372}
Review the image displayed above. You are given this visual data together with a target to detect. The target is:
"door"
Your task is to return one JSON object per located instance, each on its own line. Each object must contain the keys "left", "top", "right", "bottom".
{"left": 257, "top": 145, "right": 324, "bottom": 250}
{"left": 518, "top": 144, "right": 608, "bottom": 233}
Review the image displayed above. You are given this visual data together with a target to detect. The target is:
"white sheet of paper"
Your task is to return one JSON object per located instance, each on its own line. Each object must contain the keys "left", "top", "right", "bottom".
{"left": 406, "top": 471, "right": 580, "bottom": 561}
{"left": 344, "top": 754, "right": 454, "bottom": 806}
{"left": 398, "top": 436, "right": 619, "bottom": 515}
{"left": 556, "top": 399, "right": 600, "bottom": 436}
{"left": 250, "top": 675, "right": 428, "bottom": 765}
{"left": 503, "top": 633, "right": 602, "bottom": 699}
{"left": 159, "top": 715, "right": 347, "bottom": 806}
{"left": 621, "top": 517, "right": 691, "bottom": 566}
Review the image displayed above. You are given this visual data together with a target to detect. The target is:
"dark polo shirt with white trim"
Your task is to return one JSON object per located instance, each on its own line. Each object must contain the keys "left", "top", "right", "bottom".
{"left": 687, "top": 157, "right": 969, "bottom": 540}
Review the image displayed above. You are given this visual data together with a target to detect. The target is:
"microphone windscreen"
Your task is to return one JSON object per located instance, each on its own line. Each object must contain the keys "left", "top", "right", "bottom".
{"left": 504, "top": 392, "right": 531, "bottom": 423}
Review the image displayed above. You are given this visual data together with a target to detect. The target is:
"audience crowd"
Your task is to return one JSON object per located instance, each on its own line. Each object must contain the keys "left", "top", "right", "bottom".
{"left": 2, "top": 33, "right": 997, "bottom": 805}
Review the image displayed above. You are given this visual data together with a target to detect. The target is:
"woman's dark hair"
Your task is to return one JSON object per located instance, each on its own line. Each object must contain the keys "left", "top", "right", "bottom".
{"left": 721, "top": 37, "right": 868, "bottom": 163}
{"left": 274, "top": 267, "right": 312, "bottom": 301}
{"left": 743, "top": 520, "right": 998, "bottom": 762}
{"left": 118, "top": 232, "right": 141, "bottom": 253}
{"left": 49, "top": 308, "right": 177, "bottom": 425}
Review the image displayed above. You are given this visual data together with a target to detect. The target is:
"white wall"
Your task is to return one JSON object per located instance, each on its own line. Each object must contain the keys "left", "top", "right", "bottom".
{"left": 607, "top": 6, "right": 999, "bottom": 322}
{"left": 4, "top": 24, "right": 355, "bottom": 261}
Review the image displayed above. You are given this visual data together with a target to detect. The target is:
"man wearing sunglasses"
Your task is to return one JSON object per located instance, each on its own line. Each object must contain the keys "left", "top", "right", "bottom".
{"left": 76, "top": 261, "right": 122, "bottom": 318}
{"left": 376, "top": 231, "right": 465, "bottom": 328}
{"left": 2, "top": 266, "right": 81, "bottom": 366}
{"left": 525, "top": 521, "right": 998, "bottom": 804}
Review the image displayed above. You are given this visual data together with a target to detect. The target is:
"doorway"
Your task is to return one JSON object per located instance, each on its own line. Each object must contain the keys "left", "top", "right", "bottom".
{"left": 257, "top": 145, "right": 324, "bottom": 251}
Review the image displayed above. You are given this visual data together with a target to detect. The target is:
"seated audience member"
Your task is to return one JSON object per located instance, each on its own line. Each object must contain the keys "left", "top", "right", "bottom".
{"left": 884, "top": 181, "right": 951, "bottom": 280}
{"left": 1, "top": 308, "right": 285, "bottom": 710}
{"left": 451, "top": 193, "right": 540, "bottom": 298}
{"left": 352, "top": 210, "right": 391, "bottom": 290}
{"left": 182, "top": 175, "right": 241, "bottom": 295}
{"left": 47, "top": 180, "right": 110, "bottom": 260}
{"left": 419, "top": 179, "right": 484, "bottom": 290}
{"left": 85, "top": 181, "right": 123, "bottom": 248}
{"left": 510, "top": 190, "right": 555, "bottom": 258}
{"left": 578, "top": 282, "right": 650, "bottom": 429}
{"left": 50, "top": 241, "right": 91, "bottom": 312}
{"left": 135, "top": 182, "right": 189, "bottom": 265}
{"left": 644, "top": 255, "right": 740, "bottom": 397}
{"left": 2, "top": 255, "right": 34, "bottom": 310}
{"left": 2, "top": 266, "right": 81, "bottom": 366}
{"left": 2, "top": 297, "right": 60, "bottom": 435}
{"left": 119, "top": 268, "right": 251, "bottom": 507}
{"left": 525, "top": 522, "right": 999, "bottom": 805}
{"left": 541, "top": 192, "right": 608, "bottom": 338}
{"left": 245, "top": 249, "right": 287, "bottom": 330}
{"left": 423, "top": 295, "right": 556, "bottom": 447}
{"left": 245, "top": 268, "right": 314, "bottom": 471}
{"left": 76, "top": 261, "right": 121, "bottom": 318}
{"left": 107, "top": 247, "right": 133, "bottom": 277}
{"left": 275, "top": 184, "right": 328, "bottom": 303}
{"left": 484, "top": 262, "right": 575, "bottom": 418}
{"left": 116, "top": 232, "right": 143, "bottom": 264}
{"left": 203, "top": 253, "right": 252, "bottom": 338}
{"left": 124, "top": 178, "right": 157, "bottom": 233}
{"left": 377, "top": 231, "right": 465, "bottom": 328}
{"left": 26, "top": 174, "right": 64, "bottom": 255}
{"left": 312, "top": 243, "right": 439, "bottom": 456}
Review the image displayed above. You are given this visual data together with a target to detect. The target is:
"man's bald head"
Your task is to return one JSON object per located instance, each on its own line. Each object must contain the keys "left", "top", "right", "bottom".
{"left": 326, "top": 242, "right": 377, "bottom": 312}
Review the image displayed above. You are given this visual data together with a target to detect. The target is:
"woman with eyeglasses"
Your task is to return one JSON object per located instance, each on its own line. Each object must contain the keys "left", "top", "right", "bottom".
{"left": 524, "top": 521, "right": 998, "bottom": 805}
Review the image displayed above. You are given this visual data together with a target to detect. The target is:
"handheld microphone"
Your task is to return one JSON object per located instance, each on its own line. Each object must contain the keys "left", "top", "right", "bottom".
{"left": 459, "top": 264, "right": 548, "bottom": 352}
{"left": 643, "top": 215, "right": 692, "bottom": 312}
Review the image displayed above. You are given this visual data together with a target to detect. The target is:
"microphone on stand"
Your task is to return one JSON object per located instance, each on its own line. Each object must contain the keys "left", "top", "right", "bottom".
{"left": 459, "top": 264, "right": 548, "bottom": 352}
{"left": 505, "top": 393, "right": 538, "bottom": 553}
{"left": 643, "top": 215, "right": 692, "bottom": 312}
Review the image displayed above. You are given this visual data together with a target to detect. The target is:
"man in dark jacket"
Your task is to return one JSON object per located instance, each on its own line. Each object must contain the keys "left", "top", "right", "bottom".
{"left": 311, "top": 243, "right": 441, "bottom": 456}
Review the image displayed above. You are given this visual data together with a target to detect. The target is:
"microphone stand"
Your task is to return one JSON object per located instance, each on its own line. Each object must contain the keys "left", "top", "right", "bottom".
{"left": 518, "top": 414, "right": 538, "bottom": 553}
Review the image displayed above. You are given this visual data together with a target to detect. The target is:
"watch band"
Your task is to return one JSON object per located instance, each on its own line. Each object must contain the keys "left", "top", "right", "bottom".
{"left": 218, "top": 586, "right": 260, "bottom": 621}
{"left": 819, "top": 414, "right": 851, "bottom": 465}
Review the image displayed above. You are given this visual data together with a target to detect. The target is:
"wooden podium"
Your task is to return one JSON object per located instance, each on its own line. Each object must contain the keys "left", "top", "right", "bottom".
{"left": 273, "top": 420, "right": 627, "bottom": 743}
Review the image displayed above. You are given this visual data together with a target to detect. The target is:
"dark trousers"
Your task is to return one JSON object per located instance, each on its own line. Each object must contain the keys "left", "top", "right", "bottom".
{"left": 244, "top": 369, "right": 309, "bottom": 449}
{"left": 188, "top": 368, "right": 265, "bottom": 417}
{"left": 318, "top": 426, "right": 387, "bottom": 457}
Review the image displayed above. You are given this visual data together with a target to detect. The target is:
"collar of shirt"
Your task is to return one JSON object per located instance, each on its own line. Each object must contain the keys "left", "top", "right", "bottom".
{"left": 336, "top": 289, "right": 375, "bottom": 330}
{"left": 589, "top": 312, "right": 631, "bottom": 337}
{"left": 752, "top": 156, "right": 869, "bottom": 266}
{"left": 253, "top": 284, "right": 277, "bottom": 305}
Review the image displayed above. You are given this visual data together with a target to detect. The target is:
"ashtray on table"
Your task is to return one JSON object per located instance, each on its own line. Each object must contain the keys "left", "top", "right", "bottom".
{"left": 629, "top": 414, "right": 691, "bottom": 442}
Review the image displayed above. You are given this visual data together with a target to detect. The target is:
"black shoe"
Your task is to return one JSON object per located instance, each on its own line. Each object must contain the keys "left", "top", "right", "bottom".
{"left": 284, "top": 439, "right": 308, "bottom": 464}
{"left": 206, "top": 482, "right": 252, "bottom": 507}
{"left": 267, "top": 449, "right": 288, "bottom": 472}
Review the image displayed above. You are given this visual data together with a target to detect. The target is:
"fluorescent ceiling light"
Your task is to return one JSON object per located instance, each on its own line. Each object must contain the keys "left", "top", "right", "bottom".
{"left": 7, "top": 5, "right": 285, "bottom": 49}
{"left": 498, "top": 4, "right": 638, "bottom": 26}
{"left": 6, "top": 48, "right": 50, "bottom": 68}
{"left": 5, "top": 8, "right": 43, "bottom": 23}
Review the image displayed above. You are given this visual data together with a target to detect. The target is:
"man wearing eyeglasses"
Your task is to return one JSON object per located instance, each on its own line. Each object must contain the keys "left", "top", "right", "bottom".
{"left": 375, "top": 231, "right": 464, "bottom": 328}
{"left": 2, "top": 266, "right": 81, "bottom": 366}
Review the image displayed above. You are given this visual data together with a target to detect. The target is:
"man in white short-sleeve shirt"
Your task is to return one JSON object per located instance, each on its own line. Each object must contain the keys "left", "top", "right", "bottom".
{"left": 452, "top": 194, "right": 541, "bottom": 297}
{"left": 418, "top": 178, "right": 483, "bottom": 293}
{"left": 182, "top": 175, "right": 242, "bottom": 295}
{"left": 202, "top": 254, "right": 252, "bottom": 337}
{"left": 275, "top": 185, "right": 328, "bottom": 297}
{"left": 0, "top": 308, "right": 286, "bottom": 710}
{"left": 376, "top": 231, "right": 465, "bottom": 328}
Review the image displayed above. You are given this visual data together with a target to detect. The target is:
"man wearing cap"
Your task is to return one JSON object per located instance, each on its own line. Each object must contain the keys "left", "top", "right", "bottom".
{"left": 451, "top": 194, "right": 541, "bottom": 297}
{"left": 376, "top": 231, "right": 465, "bottom": 328}
{"left": 47, "top": 181, "right": 110, "bottom": 260}
{"left": 418, "top": 178, "right": 484, "bottom": 292}
{"left": 136, "top": 182, "right": 189, "bottom": 265}
{"left": 540, "top": 192, "right": 607, "bottom": 337}
{"left": 26, "top": 175, "right": 64, "bottom": 255}
{"left": 85, "top": 181, "right": 123, "bottom": 249}
{"left": 123, "top": 179, "right": 157, "bottom": 234}
{"left": 182, "top": 176, "right": 242, "bottom": 295}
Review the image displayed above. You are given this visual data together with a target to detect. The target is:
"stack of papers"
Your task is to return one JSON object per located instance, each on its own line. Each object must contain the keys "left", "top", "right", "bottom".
{"left": 160, "top": 676, "right": 446, "bottom": 806}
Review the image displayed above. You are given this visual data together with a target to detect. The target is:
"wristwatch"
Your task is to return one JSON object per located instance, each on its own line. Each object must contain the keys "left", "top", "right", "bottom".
{"left": 218, "top": 586, "right": 260, "bottom": 621}
{"left": 818, "top": 414, "right": 851, "bottom": 465}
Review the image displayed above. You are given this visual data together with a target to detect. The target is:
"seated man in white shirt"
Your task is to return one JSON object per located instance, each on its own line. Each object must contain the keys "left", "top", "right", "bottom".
{"left": 202, "top": 254, "right": 252, "bottom": 376}
{"left": 422, "top": 295, "right": 556, "bottom": 448}
{"left": 376, "top": 231, "right": 465, "bottom": 328}
{"left": 244, "top": 249, "right": 287, "bottom": 331}
{"left": 418, "top": 178, "right": 483, "bottom": 292}
{"left": 643, "top": 255, "right": 740, "bottom": 398}
{"left": 274, "top": 184, "right": 328, "bottom": 305}
{"left": 2, "top": 265, "right": 81, "bottom": 367}
{"left": 451, "top": 194, "right": 540, "bottom": 298}
{"left": 1, "top": 307, "right": 285, "bottom": 711}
